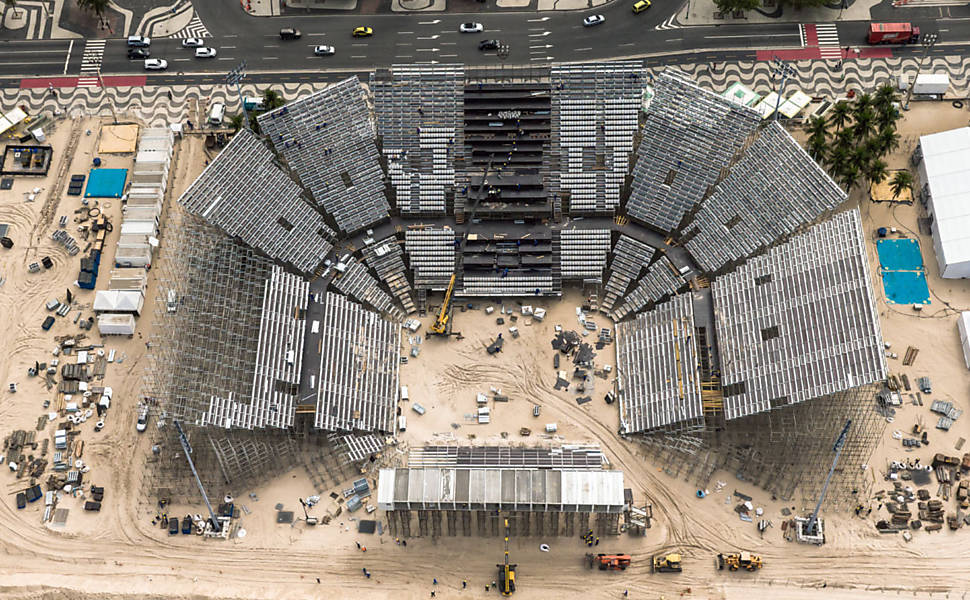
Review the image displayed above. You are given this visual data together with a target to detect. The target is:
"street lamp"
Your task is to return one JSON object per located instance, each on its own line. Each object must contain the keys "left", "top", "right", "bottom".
{"left": 903, "top": 32, "right": 939, "bottom": 111}
{"left": 226, "top": 61, "right": 250, "bottom": 129}
{"left": 771, "top": 57, "right": 796, "bottom": 122}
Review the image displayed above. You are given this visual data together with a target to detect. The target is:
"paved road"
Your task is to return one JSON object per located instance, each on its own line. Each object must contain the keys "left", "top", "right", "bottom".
{"left": 0, "top": 2, "right": 956, "bottom": 84}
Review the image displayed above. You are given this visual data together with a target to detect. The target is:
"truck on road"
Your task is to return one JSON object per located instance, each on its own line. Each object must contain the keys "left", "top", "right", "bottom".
{"left": 868, "top": 23, "right": 920, "bottom": 44}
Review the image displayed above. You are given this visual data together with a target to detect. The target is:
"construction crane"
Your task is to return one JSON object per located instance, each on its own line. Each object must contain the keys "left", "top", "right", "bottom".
{"left": 804, "top": 419, "right": 852, "bottom": 538}
{"left": 429, "top": 274, "right": 457, "bottom": 335}
{"left": 497, "top": 517, "right": 517, "bottom": 596}
{"left": 173, "top": 420, "right": 221, "bottom": 532}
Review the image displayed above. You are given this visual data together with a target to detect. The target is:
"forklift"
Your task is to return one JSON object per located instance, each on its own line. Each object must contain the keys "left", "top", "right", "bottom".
{"left": 497, "top": 518, "right": 517, "bottom": 595}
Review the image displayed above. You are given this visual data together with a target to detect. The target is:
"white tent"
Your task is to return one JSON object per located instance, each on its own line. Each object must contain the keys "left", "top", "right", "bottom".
{"left": 918, "top": 127, "right": 970, "bottom": 278}
{"left": 93, "top": 290, "right": 144, "bottom": 316}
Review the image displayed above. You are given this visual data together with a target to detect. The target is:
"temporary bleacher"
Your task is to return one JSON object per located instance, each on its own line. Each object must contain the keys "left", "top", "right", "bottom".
{"left": 315, "top": 292, "right": 401, "bottom": 433}
{"left": 258, "top": 77, "right": 389, "bottom": 234}
{"left": 550, "top": 62, "right": 642, "bottom": 214}
{"left": 201, "top": 266, "right": 309, "bottom": 430}
{"left": 332, "top": 257, "right": 405, "bottom": 322}
{"left": 601, "top": 235, "right": 655, "bottom": 314}
{"left": 559, "top": 229, "right": 611, "bottom": 281}
{"left": 371, "top": 65, "right": 465, "bottom": 216}
{"left": 361, "top": 236, "right": 417, "bottom": 315}
{"left": 614, "top": 255, "right": 686, "bottom": 320}
{"left": 405, "top": 227, "right": 456, "bottom": 291}
{"left": 617, "top": 292, "right": 704, "bottom": 434}
{"left": 177, "top": 129, "right": 334, "bottom": 276}
{"left": 683, "top": 122, "right": 847, "bottom": 273}
{"left": 711, "top": 209, "right": 886, "bottom": 421}
{"left": 627, "top": 70, "right": 762, "bottom": 233}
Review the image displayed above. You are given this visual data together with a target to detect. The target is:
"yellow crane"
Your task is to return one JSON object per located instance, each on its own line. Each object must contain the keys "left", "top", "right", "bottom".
{"left": 497, "top": 518, "right": 516, "bottom": 596}
{"left": 429, "top": 274, "right": 457, "bottom": 335}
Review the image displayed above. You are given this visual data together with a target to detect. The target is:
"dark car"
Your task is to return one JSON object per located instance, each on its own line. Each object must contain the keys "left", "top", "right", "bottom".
{"left": 280, "top": 28, "right": 302, "bottom": 40}
{"left": 16, "top": 492, "right": 26, "bottom": 509}
{"left": 168, "top": 516, "right": 180, "bottom": 534}
{"left": 42, "top": 316, "right": 55, "bottom": 331}
{"left": 478, "top": 39, "right": 499, "bottom": 51}
{"left": 182, "top": 515, "right": 193, "bottom": 534}
{"left": 127, "top": 48, "right": 150, "bottom": 59}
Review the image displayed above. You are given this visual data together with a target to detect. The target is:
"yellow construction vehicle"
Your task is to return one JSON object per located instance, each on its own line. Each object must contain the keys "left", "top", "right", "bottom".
{"left": 717, "top": 551, "right": 763, "bottom": 571}
{"left": 497, "top": 518, "right": 516, "bottom": 596}
{"left": 429, "top": 274, "right": 456, "bottom": 336}
{"left": 652, "top": 553, "right": 683, "bottom": 573}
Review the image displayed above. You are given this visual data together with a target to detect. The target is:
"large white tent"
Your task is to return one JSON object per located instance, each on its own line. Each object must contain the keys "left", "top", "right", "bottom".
{"left": 917, "top": 127, "right": 970, "bottom": 279}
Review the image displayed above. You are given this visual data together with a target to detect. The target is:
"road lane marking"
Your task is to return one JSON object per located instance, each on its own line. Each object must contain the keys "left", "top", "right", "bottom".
{"left": 63, "top": 40, "right": 73, "bottom": 75}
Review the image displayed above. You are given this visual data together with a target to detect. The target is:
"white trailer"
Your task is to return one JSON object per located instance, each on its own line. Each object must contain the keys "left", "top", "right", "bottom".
{"left": 97, "top": 314, "right": 136, "bottom": 336}
{"left": 114, "top": 244, "right": 153, "bottom": 268}
{"left": 120, "top": 220, "right": 158, "bottom": 237}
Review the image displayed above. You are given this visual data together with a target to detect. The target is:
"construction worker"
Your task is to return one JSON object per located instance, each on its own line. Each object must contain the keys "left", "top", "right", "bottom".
{"left": 595, "top": 537, "right": 600, "bottom": 546}
{"left": 356, "top": 542, "right": 361, "bottom": 550}
{"left": 462, "top": 579, "right": 467, "bottom": 589}
{"left": 433, "top": 578, "right": 438, "bottom": 585}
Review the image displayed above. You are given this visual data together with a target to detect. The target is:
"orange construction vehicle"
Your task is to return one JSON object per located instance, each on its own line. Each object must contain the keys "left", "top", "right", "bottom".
{"left": 586, "top": 553, "right": 632, "bottom": 571}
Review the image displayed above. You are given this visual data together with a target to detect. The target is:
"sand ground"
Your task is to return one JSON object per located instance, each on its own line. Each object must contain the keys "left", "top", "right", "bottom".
{"left": 3, "top": 102, "right": 970, "bottom": 599}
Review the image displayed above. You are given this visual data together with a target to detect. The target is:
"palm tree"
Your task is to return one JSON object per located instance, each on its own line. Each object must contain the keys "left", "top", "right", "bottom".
{"left": 836, "top": 126, "right": 855, "bottom": 150}
{"left": 262, "top": 88, "right": 285, "bottom": 111}
{"left": 827, "top": 145, "right": 850, "bottom": 174}
{"left": 874, "top": 126, "right": 901, "bottom": 156}
{"left": 838, "top": 164, "right": 861, "bottom": 191}
{"left": 853, "top": 107, "right": 876, "bottom": 142}
{"left": 865, "top": 158, "right": 889, "bottom": 188}
{"left": 807, "top": 116, "right": 828, "bottom": 140}
{"left": 227, "top": 113, "right": 244, "bottom": 132}
{"left": 889, "top": 170, "right": 914, "bottom": 200}
{"left": 875, "top": 84, "right": 897, "bottom": 111}
{"left": 828, "top": 101, "right": 852, "bottom": 132}
{"left": 808, "top": 135, "right": 828, "bottom": 163}
{"left": 77, "top": 0, "right": 110, "bottom": 18}
{"left": 850, "top": 146, "right": 871, "bottom": 174}
{"left": 854, "top": 92, "right": 874, "bottom": 113}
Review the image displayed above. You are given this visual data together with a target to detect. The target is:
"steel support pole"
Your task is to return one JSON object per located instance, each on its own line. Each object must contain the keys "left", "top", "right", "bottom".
{"left": 903, "top": 33, "right": 938, "bottom": 111}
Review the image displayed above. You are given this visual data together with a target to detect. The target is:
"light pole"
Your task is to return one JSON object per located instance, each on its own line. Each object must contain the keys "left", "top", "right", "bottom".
{"left": 771, "top": 57, "right": 796, "bottom": 122}
{"left": 97, "top": 69, "right": 118, "bottom": 124}
{"left": 903, "top": 32, "right": 938, "bottom": 111}
{"left": 226, "top": 61, "right": 250, "bottom": 129}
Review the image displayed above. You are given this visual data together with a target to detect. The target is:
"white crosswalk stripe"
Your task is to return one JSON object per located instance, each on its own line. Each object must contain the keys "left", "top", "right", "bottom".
{"left": 815, "top": 23, "right": 842, "bottom": 59}
{"left": 78, "top": 40, "right": 106, "bottom": 87}
{"left": 170, "top": 15, "right": 212, "bottom": 39}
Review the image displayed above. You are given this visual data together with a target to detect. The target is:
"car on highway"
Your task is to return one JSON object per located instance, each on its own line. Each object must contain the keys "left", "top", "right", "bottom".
{"left": 353, "top": 26, "right": 373, "bottom": 38}
{"left": 583, "top": 14, "right": 606, "bottom": 26}
{"left": 127, "top": 35, "right": 150, "bottom": 47}
{"left": 195, "top": 47, "right": 217, "bottom": 58}
{"left": 314, "top": 45, "right": 336, "bottom": 56}
{"left": 143, "top": 59, "right": 168, "bottom": 71}
{"left": 280, "top": 27, "right": 302, "bottom": 40}
{"left": 478, "top": 39, "right": 499, "bottom": 51}
{"left": 460, "top": 22, "right": 484, "bottom": 33}
{"left": 632, "top": 0, "right": 651, "bottom": 12}
{"left": 127, "top": 48, "right": 150, "bottom": 59}
{"left": 181, "top": 38, "right": 204, "bottom": 48}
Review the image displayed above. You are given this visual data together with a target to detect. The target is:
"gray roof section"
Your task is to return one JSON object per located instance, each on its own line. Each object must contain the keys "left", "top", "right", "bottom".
{"left": 258, "top": 77, "right": 389, "bottom": 233}
{"left": 377, "top": 468, "right": 624, "bottom": 513}
{"left": 712, "top": 209, "right": 887, "bottom": 420}
{"left": 177, "top": 128, "right": 334, "bottom": 275}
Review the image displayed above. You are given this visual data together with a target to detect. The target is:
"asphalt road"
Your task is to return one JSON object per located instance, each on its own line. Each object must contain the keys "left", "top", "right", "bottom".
{"left": 0, "top": 3, "right": 955, "bottom": 84}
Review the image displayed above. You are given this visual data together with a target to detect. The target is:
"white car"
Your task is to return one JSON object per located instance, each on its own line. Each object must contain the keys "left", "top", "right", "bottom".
{"left": 313, "top": 45, "right": 335, "bottom": 56}
{"left": 181, "top": 38, "right": 204, "bottom": 48}
{"left": 459, "top": 22, "right": 484, "bottom": 33}
{"left": 143, "top": 59, "right": 168, "bottom": 71}
{"left": 583, "top": 14, "right": 606, "bottom": 26}
{"left": 195, "top": 47, "right": 217, "bottom": 58}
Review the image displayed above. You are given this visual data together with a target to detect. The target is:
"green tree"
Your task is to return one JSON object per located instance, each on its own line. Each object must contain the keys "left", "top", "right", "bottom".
{"left": 874, "top": 126, "right": 901, "bottom": 156}
{"left": 714, "top": 0, "right": 761, "bottom": 13}
{"left": 227, "top": 113, "right": 244, "bottom": 132}
{"left": 826, "top": 145, "right": 849, "bottom": 174}
{"left": 874, "top": 84, "right": 898, "bottom": 112}
{"left": 76, "top": 0, "right": 110, "bottom": 18}
{"left": 262, "top": 88, "right": 285, "bottom": 111}
{"left": 838, "top": 164, "right": 861, "bottom": 191}
{"left": 854, "top": 92, "right": 874, "bottom": 113}
{"left": 889, "top": 170, "right": 914, "bottom": 200}
{"left": 808, "top": 135, "right": 828, "bottom": 163}
{"left": 865, "top": 158, "right": 889, "bottom": 188}
{"left": 853, "top": 107, "right": 876, "bottom": 142}
{"left": 806, "top": 116, "right": 828, "bottom": 140}
{"left": 828, "top": 101, "right": 852, "bottom": 133}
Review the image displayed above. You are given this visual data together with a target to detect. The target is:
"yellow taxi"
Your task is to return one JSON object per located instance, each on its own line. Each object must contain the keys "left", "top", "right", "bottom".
{"left": 633, "top": 0, "right": 651, "bottom": 13}
{"left": 353, "top": 26, "right": 373, "bottom": 38}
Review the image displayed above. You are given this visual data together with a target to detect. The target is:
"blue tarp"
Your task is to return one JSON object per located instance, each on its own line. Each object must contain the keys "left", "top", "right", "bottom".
{"left": 85, "top": 168, "right": 128, "bottom": 198}
{"left": 876, "top": 239, "right": 923, "bottom": 271}
{"left": 877, "top": 238, "right": 930, "bottom": 305}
